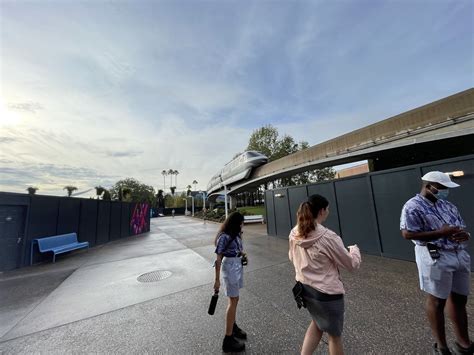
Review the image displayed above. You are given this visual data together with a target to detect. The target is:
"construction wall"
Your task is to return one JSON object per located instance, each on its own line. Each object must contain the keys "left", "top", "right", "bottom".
{"left": 265, "top": 154, "right": 474, "bottom": 270}
{"left": 0, "top": 194, "right": 150, "bottom": 271}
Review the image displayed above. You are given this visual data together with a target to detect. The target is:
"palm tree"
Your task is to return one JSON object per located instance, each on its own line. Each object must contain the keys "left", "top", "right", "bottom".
{"left": 186, "top": 185, "right": 192, "bottom": 196}
{"left": 167, "top": 169, "right": 174, "bottom": 188}
{"left": 174, "top": 170, "right": 179, "bottom": 190}
{"left": 192, "top": 180, "right": 198, "bottom": 191}
{"left": 161, "top": 170, "right": 167, "bottom": 190}
{"left": 26, "top": 186, "right": 38, "bottom": 195}
{"left": 95, "top": 186, "right": 105, "bottom": 199}
{"left": 64, "top": 186, "right": 78, "bottom": 197}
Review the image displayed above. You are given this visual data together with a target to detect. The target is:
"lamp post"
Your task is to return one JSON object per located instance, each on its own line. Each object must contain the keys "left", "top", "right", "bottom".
{"left": 199, "top": 191, "right": 206, "bottom": 210}
{"left": 223, "top": 185, "right": 228, "bottom": 220}
{"left": 182, "top": 198, "right": 188, "bottom": 215}
{"left": 187, "top": 195, "right": 194, "bottom": 216}
{"left": 219, "top": 175, "right": 228, "bottom": 220}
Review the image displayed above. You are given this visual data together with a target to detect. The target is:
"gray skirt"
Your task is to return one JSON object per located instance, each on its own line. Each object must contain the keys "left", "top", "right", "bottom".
{"left": 301, "top": 283, "right": 345, "bottom": 337}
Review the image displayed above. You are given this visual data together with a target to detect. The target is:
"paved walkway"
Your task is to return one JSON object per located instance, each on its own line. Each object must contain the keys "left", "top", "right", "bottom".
{"left": 0, "top": 216, "right": 472, "bottom": 354}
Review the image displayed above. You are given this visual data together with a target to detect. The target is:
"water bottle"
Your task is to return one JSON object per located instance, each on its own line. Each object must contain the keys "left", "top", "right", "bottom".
{"left": 208, "top": 290, "right": 219, "bottom": 315}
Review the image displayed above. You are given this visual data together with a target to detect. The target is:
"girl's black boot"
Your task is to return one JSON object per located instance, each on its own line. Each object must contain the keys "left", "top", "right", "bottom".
{"left": 222, "top": 335, "right": 245, "bottom": 353}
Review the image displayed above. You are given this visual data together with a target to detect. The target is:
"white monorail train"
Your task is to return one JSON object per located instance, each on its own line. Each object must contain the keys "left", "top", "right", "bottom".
{"left": 207, "top": 151, "right": 268, "bottom": 194}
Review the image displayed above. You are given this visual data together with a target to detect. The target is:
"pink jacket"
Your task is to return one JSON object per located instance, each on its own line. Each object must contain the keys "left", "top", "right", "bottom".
{"left": 288, "top": 224, "right": 361, "bottom": 295}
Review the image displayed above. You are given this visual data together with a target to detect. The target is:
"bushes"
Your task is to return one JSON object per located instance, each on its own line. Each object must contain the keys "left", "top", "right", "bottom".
{"left": 194, "top": 207, "right": 237, "bottom": 223}
{"left": 193, "top": 206, "right": 262, "bottom": 223}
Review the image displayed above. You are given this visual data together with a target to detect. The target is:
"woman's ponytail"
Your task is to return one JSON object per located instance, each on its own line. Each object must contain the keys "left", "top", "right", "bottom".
{"left": 295, "top": 194, "right": 329, "bottom": 238}
{"left": 297, "top": 202, "right": 315, "bottom": 237}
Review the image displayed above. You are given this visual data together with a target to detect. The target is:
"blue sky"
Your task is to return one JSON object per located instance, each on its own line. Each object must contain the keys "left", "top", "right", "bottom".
{"left": 1, "top": 0, "right": 472, "bottom": 196}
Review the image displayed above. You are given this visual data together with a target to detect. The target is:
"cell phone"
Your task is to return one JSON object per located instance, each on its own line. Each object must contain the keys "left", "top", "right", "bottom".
{"left": 426, "top": 243, "right": 440, "bottom": 260}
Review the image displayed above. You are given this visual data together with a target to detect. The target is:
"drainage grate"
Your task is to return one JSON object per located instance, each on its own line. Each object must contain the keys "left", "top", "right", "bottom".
{"left": 137, "top": 270, "right": 172, "bottom": 283}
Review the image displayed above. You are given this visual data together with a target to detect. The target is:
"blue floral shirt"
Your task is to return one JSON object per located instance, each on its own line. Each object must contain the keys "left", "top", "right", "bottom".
{"left": 215, "top": 232, "right": 243, "bottom": 257}
{"left": 400, "top": 194, "right": 467, "bottom": 250}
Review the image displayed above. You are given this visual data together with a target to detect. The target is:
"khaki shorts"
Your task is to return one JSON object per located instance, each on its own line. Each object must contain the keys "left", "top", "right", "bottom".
{"left": 414, "top": 245, "right": 471, "bottom": 299}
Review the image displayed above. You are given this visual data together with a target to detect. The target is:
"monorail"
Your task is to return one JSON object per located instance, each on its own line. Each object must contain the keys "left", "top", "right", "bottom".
{"left": 207, "top": 151, "right": 268, "bottom": 194}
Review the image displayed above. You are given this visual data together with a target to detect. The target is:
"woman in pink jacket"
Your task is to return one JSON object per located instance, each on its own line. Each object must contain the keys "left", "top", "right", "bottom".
{"left": 289, "top": 194, "right": 361, "bottom": 355}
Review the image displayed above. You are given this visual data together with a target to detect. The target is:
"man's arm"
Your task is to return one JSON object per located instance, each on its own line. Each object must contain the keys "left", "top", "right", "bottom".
{"left": 401, "top": 225, "right": 462, "bottom": 241}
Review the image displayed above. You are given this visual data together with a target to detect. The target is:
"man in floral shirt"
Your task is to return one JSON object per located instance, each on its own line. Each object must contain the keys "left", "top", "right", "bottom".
{"left": 400, "top": 171, "right": 472, "bottom": 355}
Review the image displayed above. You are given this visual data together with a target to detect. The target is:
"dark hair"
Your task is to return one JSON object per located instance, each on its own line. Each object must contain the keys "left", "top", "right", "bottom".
{"left": 214, "top": 211, "right": 245, "bottom": 245}
{"left": 296, "top": 194, "right": 329, "bottom": 237}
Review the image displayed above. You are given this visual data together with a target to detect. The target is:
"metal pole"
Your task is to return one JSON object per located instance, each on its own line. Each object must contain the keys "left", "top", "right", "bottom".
{"left": 200, "top": 191, "right": 207, "bottom": 224}
{"left": 201, "top": 192, "right": 206, "bottom": 209}
{"left": 224, "top": 185, "right": 228, "bottom": 219}
{"left": 191, "top": 196, "right": 194, "bottom": 216}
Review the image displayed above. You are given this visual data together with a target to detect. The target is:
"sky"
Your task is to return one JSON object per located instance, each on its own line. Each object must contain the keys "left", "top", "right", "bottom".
{"left": 1, "top": 0, "right": 472, "bottom": 197}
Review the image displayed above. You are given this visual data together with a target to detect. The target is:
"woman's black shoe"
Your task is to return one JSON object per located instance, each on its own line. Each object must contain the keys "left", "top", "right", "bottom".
{"left": 222, "top": 335, "right": 245, "bottom": 353}
{"left": 233, "top": 323, "right": 247, "bottom": 340}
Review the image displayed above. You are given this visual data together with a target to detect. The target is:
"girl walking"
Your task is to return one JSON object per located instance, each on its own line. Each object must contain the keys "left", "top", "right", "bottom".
{"left": 289, "top": 194, "right": 361, "bottom": 355}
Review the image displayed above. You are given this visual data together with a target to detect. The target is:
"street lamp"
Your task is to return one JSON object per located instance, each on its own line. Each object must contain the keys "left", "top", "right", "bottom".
{"left": 198, "top": 191, "right": 206, "bottom": 210}
{"left": 219, "top": 175, "right": 228, "bottom": 220}
{"left": 182, "top": 198, "right": 188, "bottom": 215}
{"left": 187, "top": 195, "right": 194, "bottom": 216}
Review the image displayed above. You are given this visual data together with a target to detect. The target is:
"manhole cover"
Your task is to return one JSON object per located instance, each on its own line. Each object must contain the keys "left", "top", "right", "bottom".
{"left": 137, "top": 270, "right": 172, "bottom": 283}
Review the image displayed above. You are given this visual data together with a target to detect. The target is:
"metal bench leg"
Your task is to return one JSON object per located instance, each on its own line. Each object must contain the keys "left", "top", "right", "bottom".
{"left": 53, "top": 253, "right": 56, "bottom": 263}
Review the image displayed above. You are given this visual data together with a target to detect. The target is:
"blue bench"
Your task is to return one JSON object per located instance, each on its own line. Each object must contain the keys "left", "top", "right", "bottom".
{"left": 30, "top": 233, "right": 89, "bottom": 265}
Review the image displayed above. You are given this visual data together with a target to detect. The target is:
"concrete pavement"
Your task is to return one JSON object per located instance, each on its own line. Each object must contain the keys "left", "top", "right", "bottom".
{"left": 0, "top": 216, "right": 473, "bottom": 354}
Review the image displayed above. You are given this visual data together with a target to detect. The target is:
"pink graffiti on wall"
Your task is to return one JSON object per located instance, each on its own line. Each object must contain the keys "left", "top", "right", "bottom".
{"left": 130, "top": 203, "right": 149, "bottom": 235}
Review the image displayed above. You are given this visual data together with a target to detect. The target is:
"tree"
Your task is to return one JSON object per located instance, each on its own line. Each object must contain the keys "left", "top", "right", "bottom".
{"left": 246, "top": 126, "right": 336, "bottom": 189}
{"left": 103, "top": 189, "right": 111, "bottom": 201}
{"left": 167, "top": 169, "right": 174, "bottom": 189}
{"left": 246, "top": 124, "right": 280, "bottom": 160}
{"left": 192, "top": 180, "right": 198, "bottom": 191}
{"left": 186, "top": 185, "right": 192, "bottom": 196}
{"left": 275, "top": 134, "right": 299, "bottom": 159}
{"left": 64, "top": 186, "right": 77, "bottom": 197}
{"left": 109, "top": 178, "right": 155, "bottom": 204}
{"left": 26, "top": 187, "right": 38, "bottom": 195}
{"left": 156, "top": 189, "right": 165, "bottom": 208}
{"left": 174, "top": 170, "right": 179, "bottom": 190}
{"left": 247, "top": 125, "right": 299, "bottom": 161}
{"left": 170, "top": 186, "right": 176, "bottom": 195}
{"left": 161, "top": 170, "right": 167, "bottom": 190}
{"left": 95, "top": 186, "right": 105, "bottom": 199}
{"left": 247, "top": 125, "right": 298, "bottom": 189}
{"left": 291, "top": 141, "right": 336, "bottom": 185}
{"left": 164, "top": 194, "right": 174, "bottom": 208}
{"left": 311, "top": 167, "right": 336, "bottom": 181}
{"left": 122, "top": 188, "right": 132, "bottom": 202}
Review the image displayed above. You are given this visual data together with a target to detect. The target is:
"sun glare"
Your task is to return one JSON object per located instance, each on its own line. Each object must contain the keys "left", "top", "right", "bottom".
{"left": 0, "top": 99, "right": 22, "bottom": 127}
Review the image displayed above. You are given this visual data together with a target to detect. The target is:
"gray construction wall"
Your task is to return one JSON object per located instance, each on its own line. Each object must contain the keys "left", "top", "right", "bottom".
{"left": 265, "top": 154, "right": 474, "bottom": 270}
